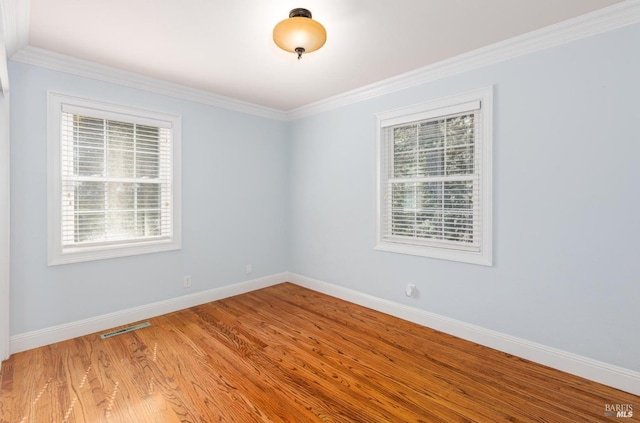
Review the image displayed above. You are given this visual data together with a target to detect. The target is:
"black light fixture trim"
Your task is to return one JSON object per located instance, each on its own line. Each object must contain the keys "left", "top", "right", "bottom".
{"left": 289, "top": 8, "right": 312, "bottom": 19}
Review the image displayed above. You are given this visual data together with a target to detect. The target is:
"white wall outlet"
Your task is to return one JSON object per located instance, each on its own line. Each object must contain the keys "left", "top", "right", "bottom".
{"left": 405, "top": 284, "right": 417, "bottom": 298}
{"left": 245, "top": 264, "right": 253, "bottom": 275}
{"left": 183, "top": 275, "right": 192, "bottom": 288}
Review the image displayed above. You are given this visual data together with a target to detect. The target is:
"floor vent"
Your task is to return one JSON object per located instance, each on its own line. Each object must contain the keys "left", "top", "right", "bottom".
{"left": 100, "top": 322, "right": 151, "bottom": 339}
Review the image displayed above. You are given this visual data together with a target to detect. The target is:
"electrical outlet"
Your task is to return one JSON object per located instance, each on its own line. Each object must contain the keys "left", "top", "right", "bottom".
{"left": 183, "top": 275, "right": 192, "bottom": 288}
{"left": 245, "top": 264, "right": 253, "bottom": 275}
{"left": 405, "top": 284, "right": 417, "bottom": 298}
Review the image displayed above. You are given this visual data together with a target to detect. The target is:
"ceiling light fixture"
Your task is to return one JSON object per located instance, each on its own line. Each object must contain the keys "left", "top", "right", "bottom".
{"left": 273, "top": 8, "right": 327, "bottom": 60}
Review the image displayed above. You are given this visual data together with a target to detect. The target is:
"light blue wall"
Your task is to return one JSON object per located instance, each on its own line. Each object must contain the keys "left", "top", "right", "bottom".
{"left": 8, "top": 22, "right": 640, "bottom": 372}
{"left": 9, "top": 61, "right": 289, "bottom": 334}
{"left": 287, "top": 23, "right": 640, "bottom": 371}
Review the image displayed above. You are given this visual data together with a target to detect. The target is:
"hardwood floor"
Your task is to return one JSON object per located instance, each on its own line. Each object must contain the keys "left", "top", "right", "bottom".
{"left": 0, "top": 283, "right": 637, "bottom": 422}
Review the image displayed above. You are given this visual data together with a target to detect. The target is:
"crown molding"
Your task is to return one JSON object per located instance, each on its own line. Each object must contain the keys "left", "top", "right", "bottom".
{"left": 10, "top": 46, "right": 288, "bottom": 121}
{"left": 287, "top": 0, "right": 640, "bottom": 120}
{"left": 6, "top": 1, "right": 640, "bottom": 120}
{"left": 0, "top": 0, "right": 29, "bottom": 57}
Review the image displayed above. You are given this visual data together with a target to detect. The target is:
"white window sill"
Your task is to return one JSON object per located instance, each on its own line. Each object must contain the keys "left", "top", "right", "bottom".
{"left": 375, "top": 240, "right": 492, "bottom": 266}
{"left": 48, "top": 238, "right": 181, "bottom": 266}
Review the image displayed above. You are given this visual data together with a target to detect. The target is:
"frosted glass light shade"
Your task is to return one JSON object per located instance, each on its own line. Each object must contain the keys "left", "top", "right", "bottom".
{"left": 273, "top": 9, "right": 326, "bottom": 59}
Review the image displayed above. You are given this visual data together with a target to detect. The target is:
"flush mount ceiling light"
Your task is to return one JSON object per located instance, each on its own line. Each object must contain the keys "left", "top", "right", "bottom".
{"left": 273, "top": 8, "right": 327, "bottom": 60}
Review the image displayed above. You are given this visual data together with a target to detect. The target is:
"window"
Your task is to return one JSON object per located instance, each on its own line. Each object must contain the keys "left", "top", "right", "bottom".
{"left": 375, "top": 87, "right": 492, "bottom": 265}
{"left": 48, "top": 93, "right": 181, "bottom": 265}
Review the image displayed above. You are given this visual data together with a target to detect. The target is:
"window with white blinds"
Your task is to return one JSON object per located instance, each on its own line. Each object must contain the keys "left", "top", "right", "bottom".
{"left": 375, "top": 88, "right": 492, "bottom": 265}
{"left": 48, "top": 93, "right": 181, "bottom": 265}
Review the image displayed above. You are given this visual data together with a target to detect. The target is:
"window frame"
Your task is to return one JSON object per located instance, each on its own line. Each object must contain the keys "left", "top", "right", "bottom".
{"left": 374, "top": 87, "right": 493, "bottom": 266}
{"left": 47, "top": 92, "right": 182, "bottom": 265}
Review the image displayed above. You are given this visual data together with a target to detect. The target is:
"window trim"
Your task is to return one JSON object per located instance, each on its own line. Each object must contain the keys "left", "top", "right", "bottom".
{"left": 47, "top": 92, "right": 182, "bottom": 265}
{"left": 374, "top": 87, "right": 493, "bottom": 266}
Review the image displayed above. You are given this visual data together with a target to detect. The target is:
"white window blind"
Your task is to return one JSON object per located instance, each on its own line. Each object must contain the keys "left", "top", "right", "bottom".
{"left": 382, "top": 108, "right": 480, "bottom": 250}
{"left": 48, "top": 93, "right": 181, "bottom": 265}
{"left": 375, "top": 88, "right": 492, "bottom": 265}
{"left": 61, "top": 113, "right": 172, "bottom": 247}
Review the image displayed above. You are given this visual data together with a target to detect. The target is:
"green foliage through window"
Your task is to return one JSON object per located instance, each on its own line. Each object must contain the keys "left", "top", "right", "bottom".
{"left": 387, "top": 113, "right": 477, "bottom": 245}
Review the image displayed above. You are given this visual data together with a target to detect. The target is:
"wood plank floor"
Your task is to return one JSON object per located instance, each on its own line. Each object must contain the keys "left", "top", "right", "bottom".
{"left": 0, "top": 283, "right": 637, "bottom": 422}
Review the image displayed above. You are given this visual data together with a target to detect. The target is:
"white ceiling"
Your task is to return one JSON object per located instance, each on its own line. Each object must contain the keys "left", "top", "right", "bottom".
{"left": 20, "top": 0, "right": 625, "bottom": 111}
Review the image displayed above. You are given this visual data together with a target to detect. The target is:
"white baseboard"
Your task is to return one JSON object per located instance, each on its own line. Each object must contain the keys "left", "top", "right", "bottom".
{"left": 9, "top": 273, "right": 286, "bottom": 354}
{"left": 287, "top": 272, "right": 640, "bottom": 396}
{"left": 10, "top": 271, "right": 639, "bottom": 396}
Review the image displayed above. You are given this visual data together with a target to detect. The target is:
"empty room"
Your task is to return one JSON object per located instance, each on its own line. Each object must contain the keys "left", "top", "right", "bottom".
{"left": 1, "top": 0, "right": 639, "bottom": 421}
